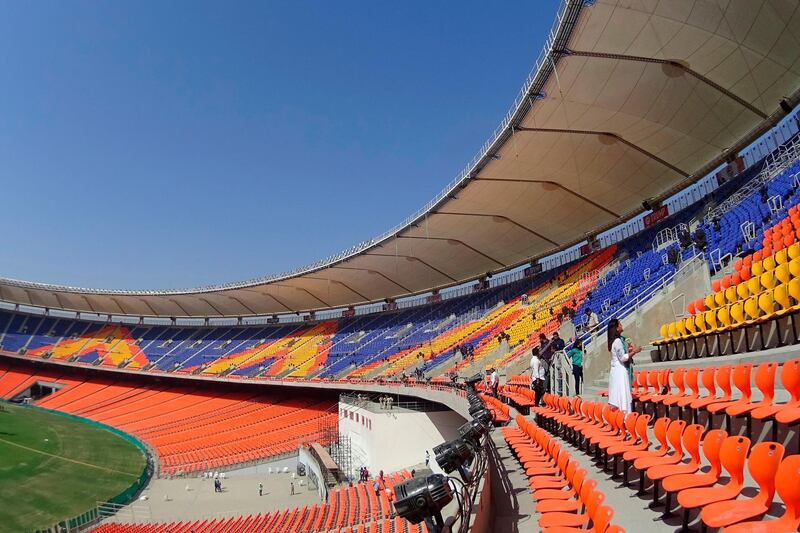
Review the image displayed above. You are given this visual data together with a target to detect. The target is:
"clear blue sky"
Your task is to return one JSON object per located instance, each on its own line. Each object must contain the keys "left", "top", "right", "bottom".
{"left": 0, "top": 0, "right": 560, "bottom": 290}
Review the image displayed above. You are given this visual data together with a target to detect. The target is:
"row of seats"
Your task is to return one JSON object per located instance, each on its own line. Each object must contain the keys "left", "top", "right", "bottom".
{"left": 0, "top": 363, "right": 336, "bottom": 476}
{"left": 533, "top": 394, "right": 800, "bottom": 531}
{"left": 629, "top": 360, "right": 800, "bottom": 438}
{"left": 477, "top": 393, "right": 511, "bottom": 424}
{"left": 91, "top": 470, "right": 423, "bottom": 533}
{"left": 656, "top": 168, "right": 800, "bottom": 353}
{"left": 501, "top": 413, "right": 624, "bottom": 532}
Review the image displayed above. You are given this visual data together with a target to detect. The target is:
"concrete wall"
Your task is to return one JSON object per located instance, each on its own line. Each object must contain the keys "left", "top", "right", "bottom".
{"left": 298, "top": 445, "right": 327, "bottom": 501}
{"left": 339, "top": 403, "right": 463, "bottom": 479}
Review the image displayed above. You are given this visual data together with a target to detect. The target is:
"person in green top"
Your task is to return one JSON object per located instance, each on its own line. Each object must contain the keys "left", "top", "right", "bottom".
{"left": 568, "top": 339, "right": 584, "bottom": 395}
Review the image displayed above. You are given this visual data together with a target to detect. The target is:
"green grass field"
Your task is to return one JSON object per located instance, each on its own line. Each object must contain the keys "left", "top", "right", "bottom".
{"left": 0, "top": 402, "right": 146, "bottom": 533}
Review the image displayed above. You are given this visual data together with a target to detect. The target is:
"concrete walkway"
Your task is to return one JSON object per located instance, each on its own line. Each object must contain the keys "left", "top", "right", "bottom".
{"left": 115, "top": 473, "right": 321, "bottom": 523}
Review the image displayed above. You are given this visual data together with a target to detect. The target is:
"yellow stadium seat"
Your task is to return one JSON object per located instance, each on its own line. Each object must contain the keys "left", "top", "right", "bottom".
{"left": 705, "top": 293, "right": 717, "bottom": 310}
{"left": 789, "top": 278, "right": 800, "bottom": 310}
{"left": 694, "top": 312, "right": 706, "bottom": 335}
{"left": 774, "top": 283, "right": 795, "bottom": 318}
{"left": 752, "top": 261, "right": 764, "bottom": 276}
{"left": 725, "top": 286, "right": 738, "bottom": 304}
{"left": 716, "top": 305, "right": 732, "bottom": 332}
{"left": 744, "top": 295, "right": 761, "bottom": 322}
{"left": 776, "top": 248, "right": 789, "bottom": 265}
{"left": 676, "top": 319, "right": 687, "bottom": 338}
{"left": 758, "top": 290, "right": 775, "bottom": 320}
{"left": 705, "top": 309, "right": 718, "bottom": 331}
{"left": 789, "top": 242, "right": 800, "bottom": 260}
{"left": 761, "top": 271, "right": 776, "bottom": 291}
{"left": 659, "top": 324, "right": 669, "bottom": 341}
{"left": 736, "top": 282, "right": 750, "bottom": 301}
{"left": 747, "top": 276, "right": 762, "bottom": 297}
{"left": 730, "top": 301, "right": 745, "bottom": 328}
{"left": 763, "top": 255, "right": 777, "bottom": 272}
{"left": 791, "top": 258, "right": 800, "bottom": 279}
{"left": 685, "top": 316, "right": 697, "bottom": 336}
{"left": 776, "top": 263, "right": 791, "bottom": 285}
{"left": 668, "top": 321, "right": 677, "bottom": 339}
{"left": 714, "top": 290, "right": 726, "bottom": 308}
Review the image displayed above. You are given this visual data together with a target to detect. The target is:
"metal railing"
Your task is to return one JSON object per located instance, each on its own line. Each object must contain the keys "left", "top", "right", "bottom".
{"left": 577, "top": 251, "right": 706, "bottom": 352}
{"left": 705, "top": 133, "right": 800, "bottom": 224}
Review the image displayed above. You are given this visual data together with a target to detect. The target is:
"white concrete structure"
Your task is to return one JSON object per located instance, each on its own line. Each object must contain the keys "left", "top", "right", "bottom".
{"left": 338, "top": 400, "right": 464, "bottom": 478}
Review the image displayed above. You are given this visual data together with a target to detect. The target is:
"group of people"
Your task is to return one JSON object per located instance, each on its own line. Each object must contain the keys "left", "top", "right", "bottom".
{"left": 457, "top": 342, "right": 475, "bottom": 360}
{"left": 358, "top": 466, "right": 371, "bottom": 482}
{"left": 495, "top": 331, "right": 511, "bottom": 345}
{"left": 527, "top": 314, "right": 641, "bottom": 413}
{"left": 378, "top": 395, "right": 394, "bottom": 410}
{"left": 528, "top": 330, "right": 573, "bottom": 403}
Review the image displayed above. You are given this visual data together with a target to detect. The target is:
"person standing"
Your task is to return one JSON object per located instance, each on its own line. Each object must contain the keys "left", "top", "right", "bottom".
{"left": 258, "top": 482, "right": 263, "bottom": 496}
{"left": 529, "top": 348, "right": 545, "bottom": 406}
{"left": 489, "top": 366, "right": 499, "bottom": 397}
{"left": 290, "top": 482, "right": 295, "bottom": 495}
{"left": 585, "top": 308, "right": 599, "bottom": 332}
{"left": 425, "top": 450, "right": 430, "bottom": 467}
{"left": 606, "top": 319, "right": 639, "bottom": 412}
{"left": 568, "top": 340, "right": 584, "bottom": 396}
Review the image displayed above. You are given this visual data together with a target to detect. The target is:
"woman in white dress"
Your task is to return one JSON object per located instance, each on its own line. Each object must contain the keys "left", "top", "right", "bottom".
{"left": 606, "top": 319, "right": 640, "bottom": 412}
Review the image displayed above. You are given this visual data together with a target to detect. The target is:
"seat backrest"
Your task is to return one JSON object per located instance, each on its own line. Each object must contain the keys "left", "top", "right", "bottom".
{"left": 671, "top": 367, "right": 686, "bottom": 395}
{"left": 702, "top": 429, "right": 728, "bottom": 478}
{"left": 705, "top": 309, "right": 718, "bottom": 329}
{"left": 694, "top": 311, "right": 706, "bottom": 333}
{"left": 682, "top": 423, "right": 704, "bottom": 465}
{"left": 635, "top": 414, "right": 652, "bottom": 445}
{"left": 717, "top": 305, "right": 731, "bottom": 327}
{"left": 700, "top": 367, "right": 717, "bottom": 398}
{"left": 714, "top": 290, "right": 727, "bottom": 308}
{"left": 732, "top": 363, "right": 752, "bottom": 402}
{"left": 580, "top": 478, "right": 598, "bottom": 502}
{"left": 736, "top": 281, "right": 750, "bottom": 302}
{"left": 584, "top": 490, "right": 605, "bottom": 515}
{"left": 716, "top": 365, "right": 733, "bottom": 400}
{"left": 624, "top": 412, "right": 638, "bottom": 440}
{"left": 653, "top": 417, "right": 670, "bottom": 449}
{"left": 748, "top": 276, "right": 762, "bottom": 296}
{"left": 592, "top": 506, "right": 614, "bottom": 533}
{"left": 685, "top": 316, "right": 696, "bottom": 334}
{"left": 775, "top": 455, "right": 800, "bottom": 524}
{"left": 781, "top": 359, "right": 800, "bottom": 404}
{"left": 719, "top": 436, "right": 751, "bottom": 488}
{"left": 758, "top": 291, "right": 775, "bottom": 316}
{"left": 776, "top": 263, "right": 791, "bottom": 284}
{"left": 730, "top": 302, "right": 745, "bottom": 325}
{"left": 647, "top": 370, "right": 659, "bottom": 391}
{"left": 789, "top": 278, "right": 800, "bottom": 303}
{"left": 571, "top": 468, "right": 588, "bottom": 492}
{"left": 725, "top": 286, "right": 737, "bottom": 305}
{"left": 704, "top": 293, "right": 716, "bottom": 311}
{"left": 665, "top": 419, "right": 686, "bottom": 455}
{"left": 744, "top": 296, "right": 760, "bottom": 320}
{"left": 613, "top": 410, "right": 626, "bottom": 436}
{"left": 775, "top": 282, "right": 792, "bottom": 310}
{"left": 637, "top": 371, "right": 648, "bottom": 392}
{"left": 754, "top": 362, "right": 777, "bottom": 404}
{"left": 685, "top": 367, "right": 700, "bottom": 396}
{"left": 659, "top": 368, "right": 671, "bottom": 393}
{"left": 748, "top": 441, "right": 785, "bottom": 506}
